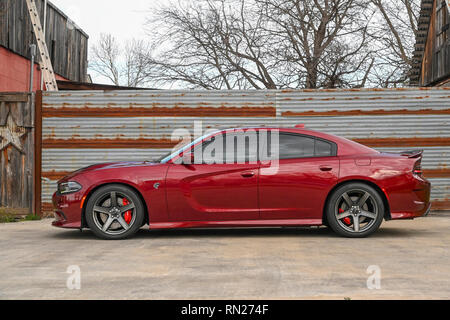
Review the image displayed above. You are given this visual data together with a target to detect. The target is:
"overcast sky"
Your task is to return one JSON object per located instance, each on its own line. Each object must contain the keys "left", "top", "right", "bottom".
{"left": 50, "top": 0, "right": 164, "bottom": 84}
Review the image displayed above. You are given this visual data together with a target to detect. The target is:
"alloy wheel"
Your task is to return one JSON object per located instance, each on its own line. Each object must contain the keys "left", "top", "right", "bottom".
{"left": 334, "top": 189, "right": 379, "bottom": 233}
{"left": 92, "top": 191, "right": 136, "bottom": 235}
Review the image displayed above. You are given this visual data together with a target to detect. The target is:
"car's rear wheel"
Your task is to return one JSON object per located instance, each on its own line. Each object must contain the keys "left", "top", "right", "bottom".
{"left": 326, "top": 183, "right": 384, "bottom": 238}
{"left": 85, "top": 184, "right": 144, "bottom": 240}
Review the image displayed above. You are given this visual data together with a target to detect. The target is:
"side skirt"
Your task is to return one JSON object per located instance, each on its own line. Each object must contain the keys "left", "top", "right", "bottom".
{"left": 149, "top": 219, "right": 323, "bottom": 229}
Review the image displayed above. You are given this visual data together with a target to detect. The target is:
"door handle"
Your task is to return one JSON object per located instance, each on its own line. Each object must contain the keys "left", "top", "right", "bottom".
{"left": 241, "top": 171, "right": 255, "bottom": 178}
{"left": 319, "top": 165, "right": 333, "bottom": 172}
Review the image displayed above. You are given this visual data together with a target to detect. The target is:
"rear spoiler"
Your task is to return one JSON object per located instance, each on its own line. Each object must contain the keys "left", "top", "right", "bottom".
{"left": 399, "top": 149, "right": 423, "bottom": 158}
{"left": 382, "top": 149, "right": 423, "bottom": 158}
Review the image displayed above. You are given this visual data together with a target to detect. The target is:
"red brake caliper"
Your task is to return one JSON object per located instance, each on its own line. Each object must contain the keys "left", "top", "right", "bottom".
{"left": 339, "top": 208, "right": 351, "bottom": 225}
{"left": 122, "top": 198, "right": 132, "bottom": 224}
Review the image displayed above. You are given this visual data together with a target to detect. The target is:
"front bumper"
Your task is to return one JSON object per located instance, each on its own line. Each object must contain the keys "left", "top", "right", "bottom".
{"left": 51, "top": 190, "right": 84, "bottom": 228}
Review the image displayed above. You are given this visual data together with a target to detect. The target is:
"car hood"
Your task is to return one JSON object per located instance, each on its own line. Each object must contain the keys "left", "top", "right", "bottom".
{"left": 59, "top": 161, "right": 161, "bottom": 183}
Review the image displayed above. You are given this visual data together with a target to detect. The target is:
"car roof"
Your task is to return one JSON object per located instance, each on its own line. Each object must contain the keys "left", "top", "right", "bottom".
{"left": 220, "top": 127, "right": 377, "bottom": 156}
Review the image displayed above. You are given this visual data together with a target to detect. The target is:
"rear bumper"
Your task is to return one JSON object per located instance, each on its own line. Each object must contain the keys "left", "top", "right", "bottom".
{"left": 390, "top": 177, "right": 431, "bottom": 220}
{"left": 390, "top": 202, "right": 431, "bottom": 220}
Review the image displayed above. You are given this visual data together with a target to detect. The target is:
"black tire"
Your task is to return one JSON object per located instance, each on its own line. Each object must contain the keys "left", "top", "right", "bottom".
{"left": 85, "top": 184, "right": 145, "bottom": 240}
{"left": 326, "top": 183, "right": 384, "bottom": 238}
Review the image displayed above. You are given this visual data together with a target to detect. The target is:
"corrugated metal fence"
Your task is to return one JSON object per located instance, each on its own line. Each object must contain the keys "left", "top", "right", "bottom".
{"left": 40, "top": 87, "right": 450, "bottom": 213}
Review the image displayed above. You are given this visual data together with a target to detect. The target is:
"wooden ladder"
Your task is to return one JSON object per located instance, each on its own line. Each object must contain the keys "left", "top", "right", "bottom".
{"left": 25, "top": 0, "right": 58, "bottom": 91}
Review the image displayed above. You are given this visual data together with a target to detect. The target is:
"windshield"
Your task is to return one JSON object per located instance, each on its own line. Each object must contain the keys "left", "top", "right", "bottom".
{"left": 156, "top": 131, "right": 219, "bottom": 163}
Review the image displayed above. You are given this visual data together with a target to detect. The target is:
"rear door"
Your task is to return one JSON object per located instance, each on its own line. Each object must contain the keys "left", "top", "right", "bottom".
{"left": 259, "top": 132, "right": 339, "bottom": 220}
{"left": 165, "top": 130, "right": 260, "bottom": 221}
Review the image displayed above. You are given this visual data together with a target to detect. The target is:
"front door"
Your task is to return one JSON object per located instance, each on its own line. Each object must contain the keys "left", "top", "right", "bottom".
{"left": 165, "top": 130, "right": 260, "bottom": 221}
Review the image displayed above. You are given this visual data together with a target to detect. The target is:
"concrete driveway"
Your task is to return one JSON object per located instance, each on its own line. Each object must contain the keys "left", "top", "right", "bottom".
{"left": 0, "top": 213, "right": 449, "bottom": 299}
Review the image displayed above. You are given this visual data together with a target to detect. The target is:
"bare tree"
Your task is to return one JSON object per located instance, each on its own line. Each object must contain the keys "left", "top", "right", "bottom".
{"left": 258, "top": 0, "right": 373, "bottom": 88}
{"left": 124, "top": 39, "right": 155, "bottom": 87}
{"left": 90, "top": 33, "right": 154, "bottom": 87}
{"left": 145, "top": 0, "right": 374, "bottom": 89}
{"left": 90, "top": 34, "right": 121, "bottom": 85}
{"left": 142, "top": 0, "right": 421, "bottom": 89}
{"left": 368, "top": 0, "right": 420, "bottom": 87}
{"left": 145, "top": 0, "right": 279, "bottom": 89}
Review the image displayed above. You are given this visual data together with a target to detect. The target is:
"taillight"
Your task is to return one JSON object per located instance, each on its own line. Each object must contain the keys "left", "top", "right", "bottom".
{"left": 413, "top": 160, "right": 422, "bottom": 177}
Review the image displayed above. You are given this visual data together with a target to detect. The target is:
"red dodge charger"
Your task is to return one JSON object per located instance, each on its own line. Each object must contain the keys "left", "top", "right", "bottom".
{"left": 52, "top": 126, "right": 431, "bottom": 239}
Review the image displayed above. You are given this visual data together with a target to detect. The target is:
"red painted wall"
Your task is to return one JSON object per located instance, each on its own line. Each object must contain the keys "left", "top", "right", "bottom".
{"left": 0, "top": 46, "right": 67, "bottom": 92}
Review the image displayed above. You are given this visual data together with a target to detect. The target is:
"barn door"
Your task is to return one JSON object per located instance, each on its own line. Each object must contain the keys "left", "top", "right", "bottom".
{"left": 0, "top": 93, "right": 35, "bottom": 215}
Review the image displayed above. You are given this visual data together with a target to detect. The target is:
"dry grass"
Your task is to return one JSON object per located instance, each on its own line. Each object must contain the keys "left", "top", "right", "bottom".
{"left": 0, "top": 208, "right": 40, "bottom": 223}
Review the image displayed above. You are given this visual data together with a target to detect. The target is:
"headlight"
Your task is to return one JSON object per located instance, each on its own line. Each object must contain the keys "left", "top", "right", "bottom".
{"left": 58, "top": 181, "right": 82, "bottom": 194}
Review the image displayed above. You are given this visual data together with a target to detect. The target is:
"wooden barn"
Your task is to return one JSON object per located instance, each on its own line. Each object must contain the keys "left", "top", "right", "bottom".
{"left": 411, "top": 0, "right": 450, "bottom": 86}
{"left": 0, "top": 0, "right": 89, "bottom": 91}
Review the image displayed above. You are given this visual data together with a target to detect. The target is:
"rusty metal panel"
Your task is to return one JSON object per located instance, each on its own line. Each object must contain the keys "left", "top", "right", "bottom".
{"left": 42, "top": 87, "right": 450, "bottom": 116}
{"left": 41, "top": 179, "right": 56, "bottom": 204}
{"left": 42, "top": 148, "right": 170, "bottom": 173}
{"left": 42, "top": 115, "right": 449, "bottom": 141}
{"left": 41, "top": 87, "right": 450, "bottom": 211}
{"left": 278, "top": 89, "right": 450, "bottom": 115}
{"left": 41, "top": 147, "right": 449, "bottom": 172}
{"left": 43, "top": 90, "right": 277, "bottom": 117}
{"left": 429, "top": 178, "right": 450, "bottom": 200}
{"left": 0, "top": 92, "right": 34, "bottom": 214}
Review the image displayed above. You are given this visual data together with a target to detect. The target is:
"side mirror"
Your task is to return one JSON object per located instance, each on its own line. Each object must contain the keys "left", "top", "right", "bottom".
{"left": 181, "top": 152, "right": 194, "bottom": 165}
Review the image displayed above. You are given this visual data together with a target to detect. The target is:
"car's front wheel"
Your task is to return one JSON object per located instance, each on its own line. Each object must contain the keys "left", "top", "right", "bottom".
{"left": 85, "top": 184, "right": 145, "bottom": 240}
{"left": 326, "top": 183, "right": 384, "bottom": 238}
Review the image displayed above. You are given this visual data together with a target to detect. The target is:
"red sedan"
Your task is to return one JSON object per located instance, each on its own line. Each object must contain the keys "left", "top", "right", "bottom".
{"left": 52, "top": 126, "right": 431, "bottom": 239}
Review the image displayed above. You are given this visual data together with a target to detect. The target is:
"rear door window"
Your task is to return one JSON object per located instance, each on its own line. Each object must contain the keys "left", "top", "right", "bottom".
{"left": 315, "top": 139, "right": 333, "bottom": 157}
{"left": 266, "top": 132, "right": 336, "bottom": 160}
{"left": 278, "top": 134, "right": 315, "bottom": 159}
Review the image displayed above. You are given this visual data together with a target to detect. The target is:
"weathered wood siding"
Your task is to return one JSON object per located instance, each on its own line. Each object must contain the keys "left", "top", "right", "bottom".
{"left": 420, "top": 0, "right": 450, "bottom": 86}
{"left": 0, "top": 92, "right": 34, "bottom": 214}
{"left": 0, "top": 0, "right": 88, "bottom": 82}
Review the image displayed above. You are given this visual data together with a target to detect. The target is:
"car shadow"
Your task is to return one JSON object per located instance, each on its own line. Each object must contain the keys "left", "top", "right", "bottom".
{"left": 49, "top": 226, "right": 332, "bottom": 240}
{"left": 370, "top": 227, "right": 425, "bottom": 238}
{"left": 136, "top": 226, "right": 333, "bottom": 238}
{"left": 48, "top": 225, "right": 425, "bottom": 240}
